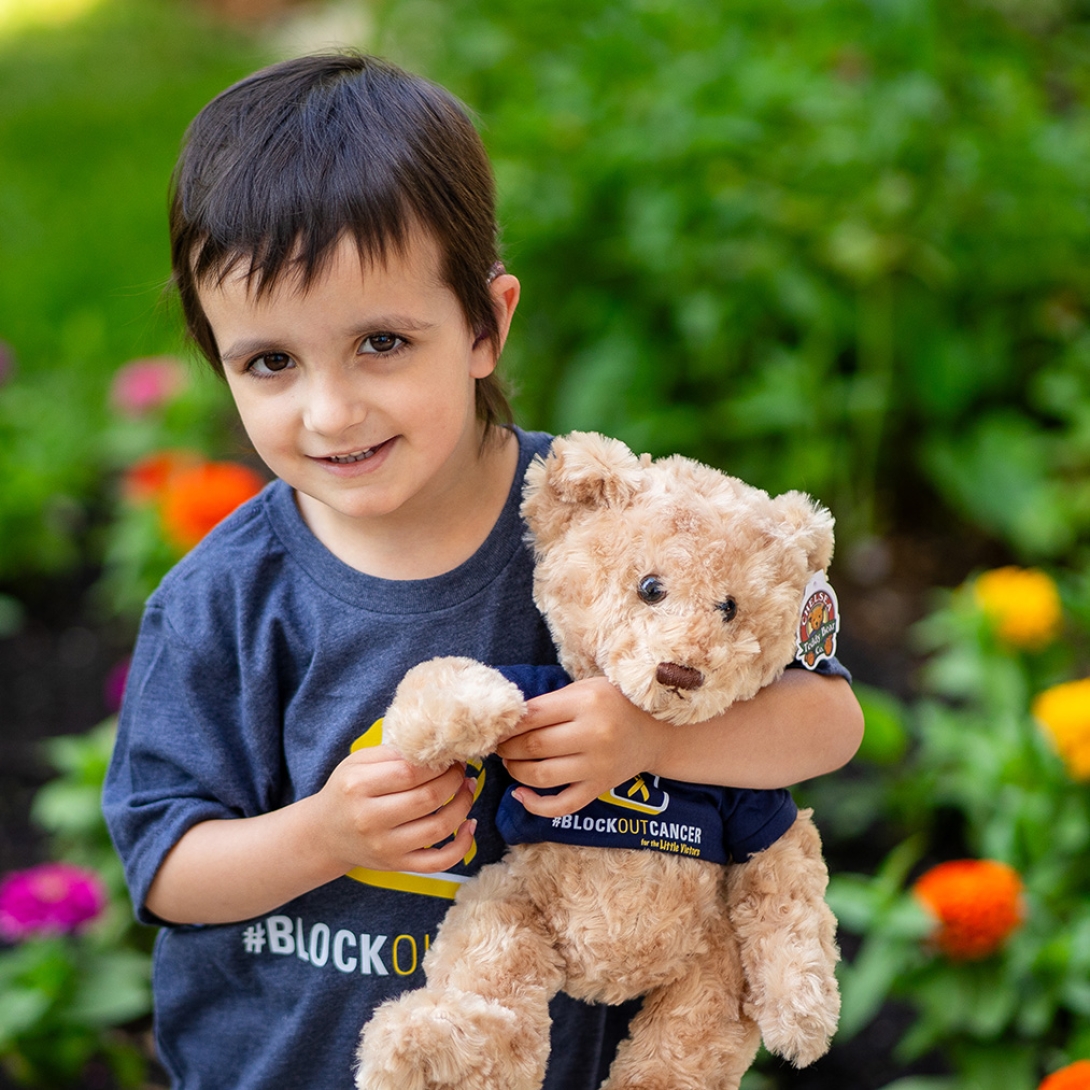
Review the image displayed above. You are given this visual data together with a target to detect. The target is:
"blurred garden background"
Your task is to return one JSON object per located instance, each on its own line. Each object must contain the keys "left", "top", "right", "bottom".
{"left": 3, "top": 0, "right": 1090, "bottom": 1086}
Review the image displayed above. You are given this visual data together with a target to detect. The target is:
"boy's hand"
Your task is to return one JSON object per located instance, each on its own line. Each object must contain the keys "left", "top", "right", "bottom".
{"left": 495, "top": 677, "right": 668, "bottom": 817}
{"left": 312, "top": 745, "right": 477, "bottom": 875}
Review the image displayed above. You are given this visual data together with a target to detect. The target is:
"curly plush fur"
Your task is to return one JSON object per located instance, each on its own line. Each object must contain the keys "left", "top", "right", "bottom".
{"left": 355, "top": 432, "right": 841, "bottom": 1090}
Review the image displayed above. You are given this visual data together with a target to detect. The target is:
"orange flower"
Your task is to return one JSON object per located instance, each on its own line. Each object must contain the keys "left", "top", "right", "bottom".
{"left": 1040, "top": 1061, "right": 1090, "bottom": 1090}
{"left": 913, "top": 859, "right": 1024, "bottom": 960}
{"left": 121, "top": 450, "right": 200, "bottom": 505}
{"left": 973, "top": 567, "right": 1062, "bottom": 650}
{"left": 160, "top": 461, "right": 265, "bottom": 551}
{"left": 1033, "top": 679, "right": 1090, "bottom": 781}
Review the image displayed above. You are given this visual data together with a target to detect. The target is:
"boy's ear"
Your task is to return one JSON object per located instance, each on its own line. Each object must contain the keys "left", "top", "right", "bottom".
{"left": 522, "top": 431, "right": 646, "bottom": 545}
{"left": 471, "top": 272, "right": 520, "bottom": 376}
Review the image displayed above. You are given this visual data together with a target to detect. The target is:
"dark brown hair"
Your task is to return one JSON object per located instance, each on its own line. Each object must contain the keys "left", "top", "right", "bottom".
{"left": 169, "top": 51, "right": 512, "bottom": 431}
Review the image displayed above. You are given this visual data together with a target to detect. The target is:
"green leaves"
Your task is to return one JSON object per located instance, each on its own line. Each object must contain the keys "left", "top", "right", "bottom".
{"left": 820, "top": 564, "right": 1090, "bottom": 1082}
{"left": 828, "top": 837, "right": 933, "bottom": 1037}
{"left": 854, "top": 682, "right": 911, "bottom": 764}
{"left": 0, "top": 721, "right": 152, "bottom": 1086}
{"left": 377, "top": 0, "right": 1090, "bottom": 558}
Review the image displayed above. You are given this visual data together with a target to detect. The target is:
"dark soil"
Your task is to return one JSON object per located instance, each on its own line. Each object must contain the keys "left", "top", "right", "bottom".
{"left": 0, "top": 571, "right": 136, "bottom": 879}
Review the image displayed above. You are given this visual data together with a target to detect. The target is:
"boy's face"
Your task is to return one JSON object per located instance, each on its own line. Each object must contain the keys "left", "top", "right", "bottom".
{"left": 199, "top": 232, "right": 518, "bottom": 551}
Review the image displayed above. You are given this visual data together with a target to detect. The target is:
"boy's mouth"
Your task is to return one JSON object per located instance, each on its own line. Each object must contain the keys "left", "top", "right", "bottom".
{"left": 327, "top": 449, "right": 376, "bottom": 464}
{"left": 320, "top": 438, "right": 393, "bottom": 464}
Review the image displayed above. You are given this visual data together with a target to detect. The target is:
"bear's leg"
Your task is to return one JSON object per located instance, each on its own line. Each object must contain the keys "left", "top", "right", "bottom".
{"left": 599, "top": 918, "right": 760, "bottom": 1090}
{"left": 724, "top": 809, "right": 840, "bottom": 1067}
{"left": 355, "top": 862, "right": 565, "bottom": 1090}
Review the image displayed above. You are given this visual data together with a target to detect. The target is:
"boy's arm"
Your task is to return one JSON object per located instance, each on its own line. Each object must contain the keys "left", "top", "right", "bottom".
{"left": 144, "top": 746, "right": 476, "bottom": 925}
{"left": 496, "top": 670, "right": 863, "bottom": 818}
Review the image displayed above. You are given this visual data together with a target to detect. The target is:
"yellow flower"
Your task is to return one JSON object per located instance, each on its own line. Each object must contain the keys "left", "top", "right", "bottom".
{"left": 973, "top": 566, "right": 1062, "bottom": 650}
{"left": 1033, "top": 679, "right": 1090, "bottom": 780}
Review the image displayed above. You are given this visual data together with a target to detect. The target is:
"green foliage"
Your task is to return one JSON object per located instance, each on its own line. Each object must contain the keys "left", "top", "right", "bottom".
{"left": 0, "top": 937, "right": 149, "bottom": 1088}
{"left": 0, "top": 0, "right": 263, "bottom": 581}
{"left": 5, "top": 0, "right": 1090, "bottom": 579}
{"left": 374, "top": 0, "right": 1090, "bottom": 553}
{"left": 826, "top": 570, "right": 1090, "bottom": 1087}
{"left": 32, "top": 722, "right": 128, "bottom": 891}
{"left": 0, "top": 723, "right": 153, "bottom": 1088}
{"left": 854, "top": 682, "right": 912, "bottom": 764}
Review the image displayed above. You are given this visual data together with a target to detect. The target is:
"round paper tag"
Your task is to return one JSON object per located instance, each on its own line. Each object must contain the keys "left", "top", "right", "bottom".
{"left": 796, "top": 572, "right": 840, "bottom": 670}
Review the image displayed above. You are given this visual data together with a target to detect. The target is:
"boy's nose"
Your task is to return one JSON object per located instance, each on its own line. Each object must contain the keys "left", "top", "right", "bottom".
{"left": 301, "top": 372, "right": 364, "bottom": 436}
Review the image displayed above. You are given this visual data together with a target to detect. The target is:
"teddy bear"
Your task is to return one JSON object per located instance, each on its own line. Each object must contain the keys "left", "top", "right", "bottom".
{"left": 355, "top": 431, "right": 841, "bottom": 1090}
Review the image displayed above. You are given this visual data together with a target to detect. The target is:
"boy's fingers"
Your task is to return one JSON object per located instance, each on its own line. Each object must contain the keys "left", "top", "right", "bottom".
{"left": 512, "top": 690, "right": 573, "bottom": 732}
{"left": 509, "top": 783, "right": 593, "bottom": 818}
{"left": 391, "top": 775, "right": 476, "bottom": 845}
{"left": 502, "top": 754, "right": 582, "bottom": 790}
{"left": 401, "top": 815, "right": 478, "bottom": 873}
{"left": 358, "top": 776, "right": 476, "bottom": 872}
{"left": 496, "top": 719, "right": 582, "bottom": 762}
{"left": 344, "top": 747, "right": 466, "bottom": 798}
{"left": 343, "top": 743, "right": 411, "bottom": 766}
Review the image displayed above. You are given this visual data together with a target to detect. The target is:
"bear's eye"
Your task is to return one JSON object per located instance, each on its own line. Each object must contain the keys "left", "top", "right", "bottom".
{"left": 637, "top": 575, "right": 667, "bottom": 604}
{"left": 718, "top": 597, "right": 738, "bottom": 622}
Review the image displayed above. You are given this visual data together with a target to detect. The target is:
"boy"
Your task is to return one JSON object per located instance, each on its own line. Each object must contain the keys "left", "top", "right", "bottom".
{"left": 103, "top": 51, "right": 862, "bottom": 1089}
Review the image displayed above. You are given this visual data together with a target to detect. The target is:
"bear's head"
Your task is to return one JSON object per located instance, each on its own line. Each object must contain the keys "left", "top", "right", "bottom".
{"left": 521, "top": 432, "right": 835, "bottom": 725}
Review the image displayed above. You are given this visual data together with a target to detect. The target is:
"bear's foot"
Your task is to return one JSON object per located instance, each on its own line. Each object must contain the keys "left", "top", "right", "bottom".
{"left": 355, "top": 987, "right": 549, "bottom": 1090}
{"left": 745, "top": 965, "right": 840, "bottom": 1068}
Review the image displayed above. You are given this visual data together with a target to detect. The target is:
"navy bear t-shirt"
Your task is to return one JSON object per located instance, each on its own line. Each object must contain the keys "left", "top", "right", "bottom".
{"left": 494, "top": 665, "right": 798, "bottom": 864}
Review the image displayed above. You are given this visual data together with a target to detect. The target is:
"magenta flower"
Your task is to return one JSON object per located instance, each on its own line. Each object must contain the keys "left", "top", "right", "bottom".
{"left": 0, "top": 863, "right": 108, "bottom": 941}
{"left": 109, "top": 356, "right": 186, "bottom": 416}
{"left": 103, "top": 657, "right": 130, "bottom": 714}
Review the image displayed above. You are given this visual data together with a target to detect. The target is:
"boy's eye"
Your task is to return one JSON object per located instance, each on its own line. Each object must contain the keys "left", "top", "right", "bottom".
{"left": 360, "top": 333, "right": 406, "bottom": 355}
{"left": 248, "top": 352, "right": 293, "bottom": 376}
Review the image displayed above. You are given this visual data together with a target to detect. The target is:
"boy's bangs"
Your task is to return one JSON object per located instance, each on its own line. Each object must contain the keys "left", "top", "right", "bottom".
{"left": 181, "top": 125, "right": 421, "bottom": 300}
{"left": 189, "top": 206, "right": 415, "bottom": 302}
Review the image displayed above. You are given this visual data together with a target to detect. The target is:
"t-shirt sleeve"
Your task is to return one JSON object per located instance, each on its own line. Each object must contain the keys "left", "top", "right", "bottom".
{"left": 786, "top": 654, "right": 851, "bottom": 683}
{"left": 721, "top": 788, "right": 798, "bottom": 862}
{"left": 102, "top": 601, "right": 283, "bottom": 925}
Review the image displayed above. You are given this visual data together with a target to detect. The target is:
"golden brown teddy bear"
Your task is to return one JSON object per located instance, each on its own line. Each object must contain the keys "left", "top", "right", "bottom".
{"left": 355, "top": 431, "right": 841, "bottom": 1090}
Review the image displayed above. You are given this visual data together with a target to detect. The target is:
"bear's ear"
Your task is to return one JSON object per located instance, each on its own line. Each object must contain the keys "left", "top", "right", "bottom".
{"left": 770, "top": 490, "right": 835, "bottom": 575}
{"left": 522, "top": 431, "right": 646, "bottom": 543}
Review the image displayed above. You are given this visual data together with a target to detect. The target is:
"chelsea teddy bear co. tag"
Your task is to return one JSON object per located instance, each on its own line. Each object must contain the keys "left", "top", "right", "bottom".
{"left": 355, "top": 431, "right": 842, "bottom": 1090}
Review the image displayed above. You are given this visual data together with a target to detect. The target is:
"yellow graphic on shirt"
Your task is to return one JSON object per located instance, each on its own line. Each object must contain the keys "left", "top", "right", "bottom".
{"left": 597, "top": 773, "right": 671, "bottom": 815}
{"left": 346, "top": 718, "right": 484, "bottom": 900}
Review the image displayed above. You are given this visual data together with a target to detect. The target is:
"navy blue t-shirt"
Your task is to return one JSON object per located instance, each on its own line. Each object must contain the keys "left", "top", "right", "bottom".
{"left": 102, "top": 429, "right": 632, "bottom": 1090}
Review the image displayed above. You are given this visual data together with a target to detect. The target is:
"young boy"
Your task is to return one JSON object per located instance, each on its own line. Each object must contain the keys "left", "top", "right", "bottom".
{"left": 103, "top": 51, "right": 863, "bottom": 1089}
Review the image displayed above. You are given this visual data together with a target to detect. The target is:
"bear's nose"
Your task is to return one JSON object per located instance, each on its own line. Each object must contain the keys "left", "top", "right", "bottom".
{"left": 656, "top": 662, "right": 704, "bottom": 691}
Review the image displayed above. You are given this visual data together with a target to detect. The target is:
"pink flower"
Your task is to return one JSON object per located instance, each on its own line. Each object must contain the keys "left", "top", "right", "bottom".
{"left": 0, "top": 863, "right": 108, "bottom": 941}
{"left": 110, "top": 356, "right": 187, "bottom": 416}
